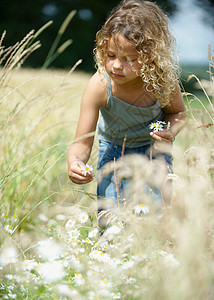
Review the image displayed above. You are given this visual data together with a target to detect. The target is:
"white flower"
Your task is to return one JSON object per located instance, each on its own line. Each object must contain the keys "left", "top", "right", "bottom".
{"left": 163, "top": 253, "right": 180, "bottom": 267}
{"left": 80, "top": 164, "right": 93, "bottom": 176}
{"left": 7, "top": 293, "right": 17, "bottom": 299}
{"left": 78, "top": 211, "right": 89, "bottom": 224}
{"left": 38, "top": 214, "right": 48, "bottom": 222}
{"left": 73, "top": 273, "right": 85, "bottom": 286}
{"left": 67, "top": 228, "right": 80, "bottom": 241}
{"left": 11, "top": 215, "right": 17, "bottom": 223}
{"left": 4, "top": 225, "right": 13, "bottom": 234}
{"left": 0, "top": 246, "right": 18, "bottom": 266}
{"left": 38, "top": 261, "right": 65, "bottom": 282}
{"left": 83, "top": 238, "right": 94, "bottom": 245}
{"left": 56, "top": 284, "right": 73, "bottom": 297}
{"left": 149, "top": 120, "right": 169, "bottom": 132}
{"left": 89, "top": 250, "right": 111, "bottom": 263}
{"left": 100, "top": 279, "right": 112, "bottom": 289}
{"left": 157, "top": 250, "right": 168, "bottom": 256}
{"left": 70, "top": 255, "right": 81, "bottom": 269}
{"left": 37, "top": 239, "right": 62, "bottom": 261}
{"left": 5, "top": 274, "right": 14, "bottom": 280}
{"left": 65, "top": 218, "right": 76, "bottom": 229}
{"left": 121, "top": 260, "right": 135, "bottom": 270}
{"left": 56, "top": 214, "right": 66, "bottom": 221}
{"left": 133, "top": 204, "right": 150, "bottom": 215}
{"left": 111, "top": 292, "right": 121, "bottom": 299}
{"left": 103, "top": 223, "right": 122, "bottom": 240}
{"left": 88, "top": 228, "right": 99, "bottom": 238}
{"left": 23, "top": 259, "right": 38, "bottom": 271}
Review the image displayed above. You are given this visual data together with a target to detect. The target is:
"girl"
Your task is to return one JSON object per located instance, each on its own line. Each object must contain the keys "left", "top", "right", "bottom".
{"left": 67, "top": 0, "right": 185, "bottom": 209}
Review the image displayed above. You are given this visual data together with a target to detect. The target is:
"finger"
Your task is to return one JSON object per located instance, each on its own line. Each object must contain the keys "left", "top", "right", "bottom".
{"left": 68, "top": 170, "right": 94, "bottom": 183}
{"left": 150, "top": 131, "right": 173, "bottom": 143}
{"left": 69, "top": 173, "right": 94, "bottom": 184}
{"left": 69, "top": 177, "right": 93, "bottom": 184}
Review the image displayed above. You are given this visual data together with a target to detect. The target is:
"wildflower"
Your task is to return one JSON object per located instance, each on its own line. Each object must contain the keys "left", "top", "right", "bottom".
{"left": 23, "top": 259, "right": 38, "bottom": 271}
{"left": 7, "top": 292, "right": 17, "bottom": 299}
{"left": 4, "top": 225, "right": 13, "bottom": 234}
{"left": 56, "top": 214, "right": 66, "bottom": 221}
{"left": 38, "top": 261, "right": 65, "bottom": 282}
{"left": 78, "top": 211, "right": 89, "bottom": 224}
{"left": 166, "top": 121, "right": 171, "bottom": 129}
{"left": 1, "top": 213, "right": 9, "bottom": 220}
{"left": 83, "top": 238, "right": 94, "bottom": 245}
{"left": 0, "top": 246, "right": 18, "bottom": 266}
{"left": 88, "top": 228, "right": 99, "bottom": 238}
{"left": 103, "top": 223, "right": 123, "bottom": 240}
{"left": 11, "top": 215, "right": 17, "bottom": 223}
{"left": 56, "top": 284, "right": 73, "bottom": 298}
{"left": 37, "top": 239, "right": 62, "bottom": 261}
{"left": 38, "top": 214, "right": 48, "bottom": 222}
{"left": 149, "top": 120, "right": 170, "bottom": 132}
{"left": 5, "top": 274, "right": 14, "bottom": 280}
{"left": 70, "top": 255, "right": 81, "bottom": 269}
{"left": 163, "top": 253, "right": 180, "bottom": 267}
{"left": 111, "top": 292, "right": 121, "bottom": 299}
{"left": 80, "top": 164, "right": 93, "bottom": 176}
{"left": 89, "top": 250, "right": 102, "bottom": 260}
{"left": 100, "top": 279, "right": 112, "bottom": 289}
{"left": 121, "top": 260, "right": 135, "bottom": 270}
{"left": 65, "top": 218, "right": 76, "bottom": 229}
{"left": 67, "top": 228, "right": 80, "bottom": 241}
{"left": 157, "top": 250, "right": 168, "bottom": 256}
{"left": 133, "top": 204, "right": 150, "bottom": 215}
{"left": 149, "top": 122, "right": 164, "bottom": 131}
{"left": 73, "top": 273, "right": 85, "bottom": 286}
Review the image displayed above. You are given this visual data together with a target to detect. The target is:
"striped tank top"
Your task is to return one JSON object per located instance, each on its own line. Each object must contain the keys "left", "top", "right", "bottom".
{"left": 97, "top": 73, "right": 165, "bottom": 148}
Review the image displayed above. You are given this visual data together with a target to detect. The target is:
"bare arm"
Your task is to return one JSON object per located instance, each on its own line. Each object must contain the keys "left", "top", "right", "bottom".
{"left": 67, "top": 72, "right": 107, "bottom": 184}
{"left": 150, "top": 82, "right": 186, "bottom": 144}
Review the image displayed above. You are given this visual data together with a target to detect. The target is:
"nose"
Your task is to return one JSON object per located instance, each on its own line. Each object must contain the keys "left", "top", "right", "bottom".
{"left": 113, "top": 58, "right": 123, "bottom": 70}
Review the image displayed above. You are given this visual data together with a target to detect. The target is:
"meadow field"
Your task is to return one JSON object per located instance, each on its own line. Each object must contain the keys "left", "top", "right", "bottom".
{"left": 0, "top": 58, "right": 213, "bottom": 299}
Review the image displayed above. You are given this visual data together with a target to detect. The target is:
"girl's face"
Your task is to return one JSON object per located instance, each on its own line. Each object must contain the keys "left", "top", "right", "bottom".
{"left": 104, "top": 33, "right": 141, "bottom": 85}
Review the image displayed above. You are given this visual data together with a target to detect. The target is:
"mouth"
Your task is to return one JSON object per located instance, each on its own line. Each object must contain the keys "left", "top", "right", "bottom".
{"left": 112, "top": 73, "right": 124, "bottom": 78}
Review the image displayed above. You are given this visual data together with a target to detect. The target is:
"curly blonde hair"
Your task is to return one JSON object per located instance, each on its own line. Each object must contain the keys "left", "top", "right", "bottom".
{"left": 94, "top": 0, "right": 180, "bottom": 107}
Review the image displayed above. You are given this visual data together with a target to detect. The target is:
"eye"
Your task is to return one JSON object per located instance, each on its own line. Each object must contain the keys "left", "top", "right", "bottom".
{"left": 127, "top": 57, "right": 138, "bottom": 63}
{"left": 107, "top": 53, "right": 115, "bottom": 58}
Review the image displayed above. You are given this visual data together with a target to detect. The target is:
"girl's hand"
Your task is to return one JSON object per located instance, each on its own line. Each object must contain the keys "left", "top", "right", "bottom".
{"left": 150, "top": 129, "right": 174, "bottom": 146}
{"left": 68, "top": 160, "right": 94, "bottom": 185}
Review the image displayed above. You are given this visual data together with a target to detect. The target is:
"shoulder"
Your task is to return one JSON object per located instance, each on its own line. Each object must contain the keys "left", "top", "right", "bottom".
{"left": 83, "top": 71, "right": 108, "bottom": 107}
{"left": 164, "top": 81, "right": 185, "bottom": 114}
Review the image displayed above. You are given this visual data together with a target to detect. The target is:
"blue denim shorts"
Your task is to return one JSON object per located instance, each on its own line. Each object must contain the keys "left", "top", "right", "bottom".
{"left": 97, "top": 140, "right": 172, "bottom": 203}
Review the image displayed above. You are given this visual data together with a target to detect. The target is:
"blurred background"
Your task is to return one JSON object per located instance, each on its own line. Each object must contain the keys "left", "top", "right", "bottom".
{"left": 0, "top": 0, "right": 213, "bottom": 91}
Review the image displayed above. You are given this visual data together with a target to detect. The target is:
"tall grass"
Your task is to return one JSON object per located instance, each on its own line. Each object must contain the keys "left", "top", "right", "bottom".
{"left": 0, "top": 36, "right": 213, "bottom": 299}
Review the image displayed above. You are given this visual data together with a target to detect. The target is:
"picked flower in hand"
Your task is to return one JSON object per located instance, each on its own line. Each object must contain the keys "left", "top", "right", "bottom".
{"left": 80, "top": 164, "right": 93, "bottom": 176}
{"left": 149, "top": 120, "right": 170, "bottom": 132}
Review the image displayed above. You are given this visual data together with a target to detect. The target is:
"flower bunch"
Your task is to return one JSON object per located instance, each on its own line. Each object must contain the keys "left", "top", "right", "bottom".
{"left": 149, "top": 120, "right": 170, "bottom": 132}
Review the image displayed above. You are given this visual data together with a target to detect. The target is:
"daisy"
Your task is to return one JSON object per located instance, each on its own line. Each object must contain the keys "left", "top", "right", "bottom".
{"left": 37, "top": 239, "right": 62, "bottom": 261}
{"left": 73, "top": 273, "right": 85, "bottom": 286}
{"left": 38, "top": 261, "right": 65, "bottom": 282}
{"left": 88, "top": 228, "right": 99, "bottom": 238}
{"left": 111, "top": 292, "right": 121, "bottom": 299}
{"left": 133, "top": 204, "right": 150, "bottom": 215}
{"left": 149, "top": 120, "right": 170, "bottom": 132}
{"left": 4, "top": 224, "right": 13, "bottom": 234}
{"left": 80, "top": 164, "right": 93, "bottom": 176}
{"left": 163, "top": 253, "right": 180, "bottom": 267}
{"left": 78, "top": 211, "right": 89, "bottom": 224}
{"left": 67, "top": 228, "right": 80, "bottom": 241}
{"left": 23, "top": 259, "right": 38, "bottom": 271}
{"left": 65, "top": 218, "right": 76, "bottom": 229}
